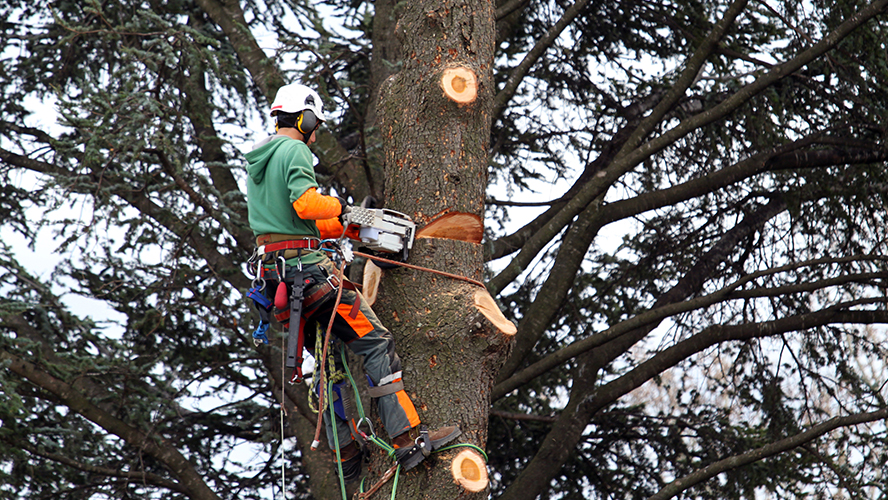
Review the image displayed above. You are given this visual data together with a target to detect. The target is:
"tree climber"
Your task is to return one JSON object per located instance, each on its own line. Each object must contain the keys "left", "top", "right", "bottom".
{"left": 244, "top": 83, "right": 461, "bottom": 482}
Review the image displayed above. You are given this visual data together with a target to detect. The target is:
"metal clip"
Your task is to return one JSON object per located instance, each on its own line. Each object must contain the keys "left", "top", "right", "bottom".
{"left": 324, "top": 274, "right": 338, "bottom": 290}
{"left": 276, "top": 255, "right": 286, "bottom": 280}
{"left": 355, "top": 417, "right": 376, "bottom": 439}
{"left": 252, "top": 276, "right": 266, "bottom": 291}
{"left": 250, "top": 260, "right": 266, "bottom": 291}
{"left": 416, "top": 427, "right": 432, "bottom": 456}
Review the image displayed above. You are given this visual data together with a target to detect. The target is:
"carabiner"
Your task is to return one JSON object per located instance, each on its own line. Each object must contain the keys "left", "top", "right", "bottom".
{"left": 251, "top": 269, "right": 266, "bottom": 291}
{"left": 276, "top": 255, "right": 286, "bottom": 280}
{"left": 355, "top": 417, "right": 376, "bottom": 439}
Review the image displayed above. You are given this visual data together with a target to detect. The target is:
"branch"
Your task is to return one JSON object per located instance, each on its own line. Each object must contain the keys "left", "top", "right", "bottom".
{"left": 496, "top": 195, "right": 603, "bottom": 376}
{"left": 492, "top": 0, "right": 594, "bottom": 119}
{"left": 493, "top": 254, "right": 888, "bottom": 400}
{"left": 489, "top": 133, "right": 887, "bottom": 301}
{"left": 486, "top": 197, "right": 561, "bottom": 207}
{"left": 591, "top": 306, "right": 888, "bottom": 418}
{"left": 486, "top": 131, "right": 816, "bottom": 294}
{"left": 599, "top": 137, "right": 888, "bottom": 229}
{"left": 192, "top": 0, "right": 283, "bottom": 97}
{"left": 0, "top": 435, "right": 187, "bottom": 493}
{"left": 613, "top": 0, "right": 750, "bottom": 161}
{"left": 490, "top": 409, "right": 558, "bottom": 423}
{"left": 495, "top": 0, "right": 529, "bottom": 20}
{"left": 497, "top": 308, "right": 888, "bottom": 500}
{"left": 0, "top": 349, "right": 220, "bottom": 500}
{"left": 647, "top": 408, "right": 888, "bottom": 500}
{"left": 488, "top": 0, "right": 888, "bottom": 293}
{"left": 0, "top": 145, "right": 251, "bottom": 291}
{"left": 496, "top": 187, "right": 788, "bottom": 385}
{"left": 150, "top": 148, "right": 239, "bottom": 236}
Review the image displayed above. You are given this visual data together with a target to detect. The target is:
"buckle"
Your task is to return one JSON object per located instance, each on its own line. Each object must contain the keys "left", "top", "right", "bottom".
{"left": 325, "top": 274, "right": 341, "bottom": 289}
{"left": 416, "top": 426, "right": 431, "bottom": 456}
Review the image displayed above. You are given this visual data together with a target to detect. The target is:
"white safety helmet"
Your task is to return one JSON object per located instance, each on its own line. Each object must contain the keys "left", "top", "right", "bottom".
{"left": 270, "top": 83, "right": 327, "bottom": 121}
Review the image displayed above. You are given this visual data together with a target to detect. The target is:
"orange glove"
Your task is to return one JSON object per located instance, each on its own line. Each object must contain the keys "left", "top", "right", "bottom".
{"left": 292, "top": 188, "right": 343, "bottom": 220}
{"left": 316, "top": 218, "right": 361, "bottom": 240}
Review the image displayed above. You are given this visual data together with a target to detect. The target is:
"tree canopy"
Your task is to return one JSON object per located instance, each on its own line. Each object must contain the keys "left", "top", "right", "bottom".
{"left": 3, "top": 0, "right": 888, "bottom": 499}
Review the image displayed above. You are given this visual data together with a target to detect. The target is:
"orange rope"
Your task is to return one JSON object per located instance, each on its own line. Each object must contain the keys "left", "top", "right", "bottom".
{"left": 353, "top": 251, "right": 486, "bottom": 289}
{"left": 310, "top": 259, "right": 348, "bottom": 450}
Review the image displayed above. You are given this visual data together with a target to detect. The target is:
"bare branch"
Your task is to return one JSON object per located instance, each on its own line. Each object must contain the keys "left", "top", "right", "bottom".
{"left": 489, "top": 0, "right": 888, "bottom": 294}
{"left": 0, "top": 349, "right": 221, "bottom": 500}
{"left": 647, "top": 408, "right": 888, "bottom": 500}
{"left": 493, "top": 0, "right": 594, "bottom": 119}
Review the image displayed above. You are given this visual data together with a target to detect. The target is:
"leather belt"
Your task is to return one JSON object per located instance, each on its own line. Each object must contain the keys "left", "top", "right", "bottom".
{"left": 303, "top": 274, "right": 361, "bottom": 318}
{"left": 304, "top": 274, "right": 352, "bottom": 312}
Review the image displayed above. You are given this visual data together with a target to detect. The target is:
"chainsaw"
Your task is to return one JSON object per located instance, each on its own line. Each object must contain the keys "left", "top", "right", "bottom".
{"left": 342, "top": 206, "right": 416, "bottom": 261}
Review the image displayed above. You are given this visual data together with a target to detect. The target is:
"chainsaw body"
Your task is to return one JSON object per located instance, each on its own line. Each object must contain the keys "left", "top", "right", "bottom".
{"left": 346, "top": 207, "right": 416, "bottom": 259}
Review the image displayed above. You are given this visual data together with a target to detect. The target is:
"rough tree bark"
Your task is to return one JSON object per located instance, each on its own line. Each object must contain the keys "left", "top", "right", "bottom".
{"left": 367, "top": 0, "right": 512, "bottom": 498}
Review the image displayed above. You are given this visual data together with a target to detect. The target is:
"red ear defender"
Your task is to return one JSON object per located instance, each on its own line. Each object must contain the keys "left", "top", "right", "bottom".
{"left": 274, "top": 281, "right": 288, "bottom": 310}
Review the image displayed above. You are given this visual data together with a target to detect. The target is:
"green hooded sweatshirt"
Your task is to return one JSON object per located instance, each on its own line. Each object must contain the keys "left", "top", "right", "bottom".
{"left": 245, "top": 135, "right": 324, "bottom": 264}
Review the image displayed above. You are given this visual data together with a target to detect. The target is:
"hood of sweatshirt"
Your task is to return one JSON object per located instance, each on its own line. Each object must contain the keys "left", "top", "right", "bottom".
{"left": 245, "top": 135, "right": 289, "bottom": 185}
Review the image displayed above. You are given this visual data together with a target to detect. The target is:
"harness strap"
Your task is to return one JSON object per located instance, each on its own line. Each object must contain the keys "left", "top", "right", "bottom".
{"left": 287, "top": 269, "right": 306, "bottom": 383}
{"left": 257, "top": 238, "right": 321, "bottom": 258}
{"left": 303, "top": 273, "right": 361, "bottom": 318}
{"left": 379, "top": 371, "right": 402, "bottom": 386}
{"left": 367, "top": 380, "right": 405, "bottom": 398}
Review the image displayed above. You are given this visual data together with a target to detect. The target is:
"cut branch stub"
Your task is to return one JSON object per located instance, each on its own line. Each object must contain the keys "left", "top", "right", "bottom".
{"left": 474, "top": 288, "right": 517, "bottom": 335}
{"left": 441, "top": 67, "right": 478, "bottom": 104}
{"left": 451, "top": 448, "right": 489, "bottom": 492}
{"left": 416, "top": 212, "right": 483, "bottom": 243}
{"left": 362, "top": 259, "right": 382, "bottom": 306}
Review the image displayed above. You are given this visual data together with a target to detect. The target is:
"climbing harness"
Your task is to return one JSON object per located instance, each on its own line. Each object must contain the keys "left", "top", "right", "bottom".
{"left": 256, "top": 236, "right": 322, "bottom": 256}
{"left": 247, "top": 238, "right": 353, "bottom": 384}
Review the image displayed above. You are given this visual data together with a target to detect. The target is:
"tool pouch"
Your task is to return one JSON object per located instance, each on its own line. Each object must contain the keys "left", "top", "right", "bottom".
{"left": 322, "top": 380, "right": 353, "bottom": 422}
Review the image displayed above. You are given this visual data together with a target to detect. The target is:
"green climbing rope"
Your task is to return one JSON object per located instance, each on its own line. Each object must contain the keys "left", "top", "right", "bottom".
{"left": 329, "top": 378, "right": 349, "bottom": 500}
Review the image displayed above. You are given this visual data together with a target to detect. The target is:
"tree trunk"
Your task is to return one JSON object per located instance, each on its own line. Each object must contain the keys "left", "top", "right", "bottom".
{"left": 369, "top": 1, "right": 509, "bottom": 498}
